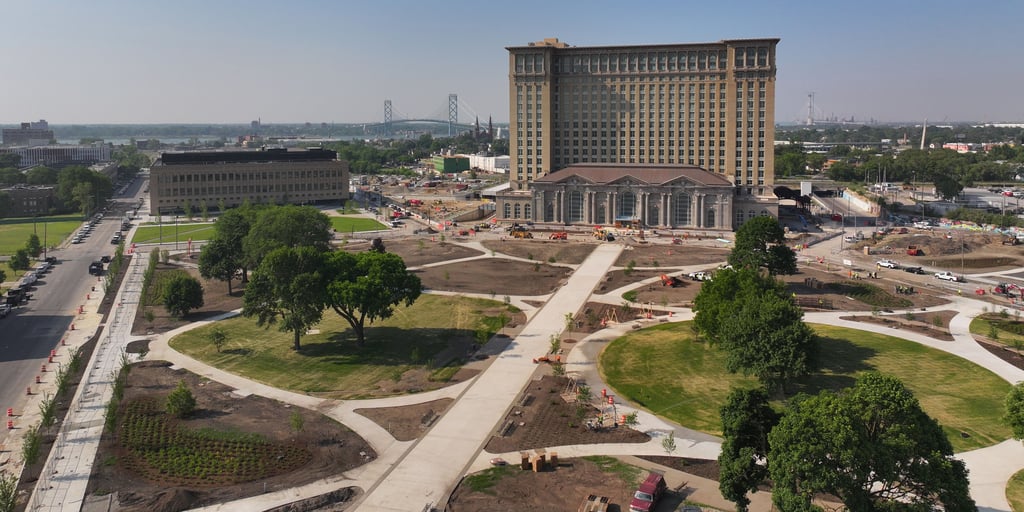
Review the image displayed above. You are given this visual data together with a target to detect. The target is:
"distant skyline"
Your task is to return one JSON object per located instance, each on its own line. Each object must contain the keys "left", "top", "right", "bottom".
{"left": 4, "top": 0, "right": 1022, "bottom": 125}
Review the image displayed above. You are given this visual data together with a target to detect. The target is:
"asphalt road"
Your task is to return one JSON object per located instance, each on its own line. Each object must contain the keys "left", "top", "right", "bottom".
{"left": 0, "top": 177, "right": 146, "bottom": 423}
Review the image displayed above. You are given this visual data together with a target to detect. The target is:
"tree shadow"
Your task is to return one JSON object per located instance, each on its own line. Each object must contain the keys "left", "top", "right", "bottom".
{"left": 286, "top": 326, "right": 481, "bottom": 367}
{"left": 787, "top": 334, "right": 878, "bottom": 396}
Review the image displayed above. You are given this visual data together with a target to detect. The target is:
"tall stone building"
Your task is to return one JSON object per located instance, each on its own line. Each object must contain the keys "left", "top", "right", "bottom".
{"left": 499, "top": 37, "right": 779, "bottom": 230}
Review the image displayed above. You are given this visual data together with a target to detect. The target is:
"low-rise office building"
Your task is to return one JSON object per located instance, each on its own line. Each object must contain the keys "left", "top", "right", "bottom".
{"left": 1, "top": 185, "right": 56, "bottom": 217}
{"left": 149, "top": 147, "right": 349, "bottom": 214}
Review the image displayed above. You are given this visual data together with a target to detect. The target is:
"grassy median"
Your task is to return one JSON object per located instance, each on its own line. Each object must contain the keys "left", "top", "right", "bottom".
{"left": 600, "top": 321, "right": 1012, "bottom": 451}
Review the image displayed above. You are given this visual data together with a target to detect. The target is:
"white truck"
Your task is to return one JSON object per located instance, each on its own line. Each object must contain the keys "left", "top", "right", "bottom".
{"left": 934, "top": 271, "right": 965, "bottom": 283}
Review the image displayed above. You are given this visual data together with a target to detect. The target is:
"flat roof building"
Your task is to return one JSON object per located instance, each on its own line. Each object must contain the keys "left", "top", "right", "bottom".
{"left": 501, "top": 37, "right": 780, "bottom": 228}
{"left": 2, "top": 120, "right": 53, "bottom": 147}
{"left": 150, "top": 147, "right": 349, "bottom": 214}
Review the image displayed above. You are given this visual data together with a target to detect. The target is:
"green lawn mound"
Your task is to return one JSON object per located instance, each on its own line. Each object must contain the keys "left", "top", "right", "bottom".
{"left": 132, "top": 224, "right": 216, "bottom": 244}
{"left": 330, "top": 215, "right": 387, "bottom": 233}
{"left": 599, "top": 321, "right": 1011, "bottom": 452}
{"left": 1008, "top": 468, "right": 1024, "bottom": 512}
{"left": 169, "top": 295, "right": 515, "bottom": 399}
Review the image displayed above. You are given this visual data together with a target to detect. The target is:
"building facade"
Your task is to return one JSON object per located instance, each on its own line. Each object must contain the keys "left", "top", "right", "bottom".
{"left": 150, "top": 148, "right": 349, "bottom": 214}
{"left": 2, "top": 120, "right": 54, "bottom": 147}
{"left": 0, "top": 144, "right": 111, "bottom": 167}
{"left": 467, "top": 154, "right": 510, "bottom": 174}
{"left": 500, "top": 37, "right": 779, "bottom": 227}
{"left": 1, "top": 185, "right": 56, "bottom": 217}
{"left": 502, "top": 163, "right": 740, "bottom": 230}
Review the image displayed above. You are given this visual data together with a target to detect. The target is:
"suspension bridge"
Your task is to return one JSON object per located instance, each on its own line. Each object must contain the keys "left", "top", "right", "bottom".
{"left": 362, "top": 94, "right": 490, "bottom": 137}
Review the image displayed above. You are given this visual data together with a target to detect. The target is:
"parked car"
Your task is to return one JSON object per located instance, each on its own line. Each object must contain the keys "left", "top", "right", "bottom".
{"left": 935, "top": 271, "right": 965, "bottom": 282}
{"left": 903, "top": 266, "right": 925, "bottom": 274}
{"left": 687, "top": 271, "right": 712, "bottom": 281}
{"left": 629, "top": 472, "right": 667, "bottom": 512}
{"left": 0, "top": 303, "right": 11, "bottom": 318}
{"left": 877, "top": 260, "right": 900, "bottom": 269}
{"left": 100, "top": 255, "right": 111, "bottom": 263}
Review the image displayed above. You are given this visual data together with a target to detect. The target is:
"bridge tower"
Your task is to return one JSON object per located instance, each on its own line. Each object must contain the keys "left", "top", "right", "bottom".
{"left": 448, "top": 94, "right": 458, "bottom": 137}
{"left": 383, "top": 100, "right": 393, "bottom": 136}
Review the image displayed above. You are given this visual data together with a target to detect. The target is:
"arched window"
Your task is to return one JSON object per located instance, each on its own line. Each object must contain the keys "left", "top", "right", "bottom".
{"left": 749, "top": 209, "right": 756, "bottom": 220}
{"left": 503, "top": 203, "right": 511, "bottom": 218}
{"left": 524, "top": 203, "right": 532, "bottom": 219}
{"left": 568, "top": 190, "right": 584, "bottom": 222}
{"left": 735, "top": 209, "right": 744, "bottom": 226}
{"left": 618, "top": 191, "right": 636, "bottom": 220}
{"left": 673, "top": 193, "right": 691, "bottom": 226}
{"left": 514, "top": 203, "right": 522, "bottom": 218}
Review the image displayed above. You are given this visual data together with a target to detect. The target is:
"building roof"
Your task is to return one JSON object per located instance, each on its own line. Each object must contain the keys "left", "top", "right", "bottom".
{"left": 534, "top": 164, "right": 732, "bottom": 187}
{"left": 158, "top": 147, "right": 337, "bottom": 166}
{"left": 507, "top": 38, "right": 779, "bottom": 52}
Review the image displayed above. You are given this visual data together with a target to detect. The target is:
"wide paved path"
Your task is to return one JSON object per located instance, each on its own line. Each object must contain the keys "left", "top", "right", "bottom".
{"left": 356, "top": 243, "right": 623, "bottom": 511}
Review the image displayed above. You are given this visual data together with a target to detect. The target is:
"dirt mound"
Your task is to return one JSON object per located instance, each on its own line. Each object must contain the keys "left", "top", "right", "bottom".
{"left": 117, "top": 488, "right": 199, "bottom": 512}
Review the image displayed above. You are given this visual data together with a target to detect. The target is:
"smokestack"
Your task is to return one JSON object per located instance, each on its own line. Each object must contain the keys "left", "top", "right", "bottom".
{"left": 920, "top": 119, "right": 927, "bottom": 151}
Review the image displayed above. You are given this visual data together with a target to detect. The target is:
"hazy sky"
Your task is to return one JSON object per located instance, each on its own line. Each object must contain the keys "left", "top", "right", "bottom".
{"left": 4, "top": 0, "right": 1022, "bottom": 125}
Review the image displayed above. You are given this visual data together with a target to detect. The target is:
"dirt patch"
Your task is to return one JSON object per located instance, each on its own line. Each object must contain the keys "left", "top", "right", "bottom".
{"left": 484, "top": 375, "right": 649, "bottom": 454}
{"left": 86, "top": 360, "right": 373, "bottom": 511}
{"left": 839, "top": 310, "right": 958, "bottom": 341}
{"left": 479, "top": 239, "right": 596, "bottom": 265}
{"left": 447, "top": 456, "right": 636, "bottom": 512}
{"left": 867, "top": 232, "right": 1024, "bottom": 271}
{"left": 597, "top": 269, "right": 701, "bottom": 307}
{"left": 635, "top": 456, "right": 720, "bottom": 482}
{"left": 131, "top": 263, "right": 243, "bottom": 336}
{"left": 977, "top": 337, "right": 1024, "bottom": 371}
{"left": 354, "top": 398, "right": 454, "bottom": 441}
{"left": 781, "top": 266, "right": 950, "bottom": 312}
{"left": 416, "top": 259, "right": 572, "bottom": 296}
{"left": 343, "top": 238, "right": 485, "bottom": 267}
{"left": 615, "top": 242, "right": 731, "bottom": 267}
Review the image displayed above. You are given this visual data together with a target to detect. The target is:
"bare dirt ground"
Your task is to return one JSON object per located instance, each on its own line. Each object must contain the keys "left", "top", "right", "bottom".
{"left": 447, "top": 457, "right": 637, "bottom": 512}
{"left": 855, "top": 231, "right": 1024, "bottom": 271}
{"left": 480, "top": 239, "right": 597, "bottom": 265}
{"left": 840, "top": 310, "right": 958, "bottom": 341}
{"left": 354, "top": 398, "right": 455, "bottom": 442}
{"left": 615, "top": 242, "right": 731, "bottom": 267}
{"left": 343, "top": 238, "right": 484, "bottom": 267}
{"left": 86, "top": 360, "right": 373, "bottom": 512}
{"left": 131, "top": 262, "right": 243, "bottom": 336}
{"left": 416, "top": 259, "right": 573, "bottom": 296}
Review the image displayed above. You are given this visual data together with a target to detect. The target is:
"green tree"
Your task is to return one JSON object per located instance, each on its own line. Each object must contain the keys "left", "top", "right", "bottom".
{"left": 162, "top": 274, "right": 204, "bottom": 318}
{"left": 719, "top": 388, "right": 779, "bottom": 512}
{"left": 0, "top": 190, "right": 11, "bottom": 218}
{"left": 207, "top": 326, "right": 228, "bottom": 353}
{"left": 1003, "top": 382, "right": 1024, "bottom": 440}
{"left": 57, "top": 165, "right": 112, "bottom": 214}
{"left": 165, "top": 380, "right": 196, "bottom": 418}
{"left": 0, "top": 168, "right": 25, "bottom": 186}
{"left": 25, "top": 166, "right": 58, "bottom": 185}
{"left": 0, "top": 153, "right": 21, "bottom": 168}
{"left": 9, "top": 248, "right": 30, "bottom": 271}
{"left": 325, "top": 250, "right": 422, "bottom": 346}
{"left": 242, "top": 246, "right": 327, "bottom": 351}
{"left": 198, "top": 237, "right": 242, "bottom": 295}
{"left": 694, "top": 268, "right": 816, "bottom": 393}
{"left": 768, "top": 373, "right": 974, "bottom": 512}
{"left": 729, "top": 216, "right": 796, "bottom": 275}
{"left": 241, "top": 205, "right": 332, "bottom": 269}
{"left": 211, "top": 205, "right": 257, "bottom": 282}
{"left": 774, "top": 145, "right": 807, "bottom": 177}
{"left": 25, "top": 233, "right": 42, "bottom": 257}
{"left": 934, "top": 172, "right": 965, "bottom": 201}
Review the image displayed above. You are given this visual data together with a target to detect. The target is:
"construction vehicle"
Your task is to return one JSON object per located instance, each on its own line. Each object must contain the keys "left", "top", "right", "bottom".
{"left": 511, "top": 229, "right": 533, "bottom": 239}
{"left": 994, "top": 283, "right": 1020, "bottom": 297}
{"left": 549, "top": 232, "right": 568, "bottom": 240}
{"left": 1003, "top": 236, "right": 1020, "bottom": 246}
{"left": 906, "top": 245, "right": 922, "bottom": 256}
{"left": 593, "top": 227, "right": 615, "bottom": 242}
{"left": 660, "top": 274, "right": 684, "bottom": 287}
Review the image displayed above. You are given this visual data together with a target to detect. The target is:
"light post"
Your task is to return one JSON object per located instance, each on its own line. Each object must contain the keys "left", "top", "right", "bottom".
{"left": 42, "top": 219, "right": 47, "bottom": 260}
{"left": 158, "top": 212, "right": 163, "bottom": 246}
{"left": 175, "top": 215, "right": 179, "bottom": 250}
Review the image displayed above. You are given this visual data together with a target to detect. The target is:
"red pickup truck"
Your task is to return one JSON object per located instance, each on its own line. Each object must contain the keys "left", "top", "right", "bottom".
{"left": 629, "top": 472, "right": 666, "bottom": 512}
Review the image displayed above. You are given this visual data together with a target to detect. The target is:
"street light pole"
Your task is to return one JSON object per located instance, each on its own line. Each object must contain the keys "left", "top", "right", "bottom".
{"left": 175, "top": 216, "right": 179, "bottom": 250}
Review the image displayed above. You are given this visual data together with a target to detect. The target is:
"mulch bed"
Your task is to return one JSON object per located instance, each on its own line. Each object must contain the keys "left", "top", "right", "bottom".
{"left": 838, "top": 310, "right": 958, "bottom": 341}
{"left": 635, "top": 456, "right": 720, "bottom": 482}
{"left": 354, "top": 398, "right": 455, "bottom": 442}
{"left": 415, "top": 259, "right": 572, "bottom": 296}
{"left": 484, "top": 375, "right": 649, "bottom": 454}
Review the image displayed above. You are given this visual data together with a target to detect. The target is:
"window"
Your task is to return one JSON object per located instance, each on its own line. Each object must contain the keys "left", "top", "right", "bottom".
{"left": 618, "top": 191, "right": 636, "bottom": 219}
{"left": 568, "top": 190, "right": 584, "bottom": 222}
{"left": 673, "top": 193, "right": 691, "bottom": 226}
{"left": 503, "top": 203, "right": 511, "bottom": 218}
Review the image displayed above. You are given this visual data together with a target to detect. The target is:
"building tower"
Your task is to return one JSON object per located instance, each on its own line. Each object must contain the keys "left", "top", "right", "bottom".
{"left": 505, "top": 37, "right": 780, "bottom": 212}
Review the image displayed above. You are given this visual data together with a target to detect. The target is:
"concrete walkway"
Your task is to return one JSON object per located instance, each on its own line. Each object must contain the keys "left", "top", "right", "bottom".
{"left": 356, "top": 243, "right": 624, "bottom": 511}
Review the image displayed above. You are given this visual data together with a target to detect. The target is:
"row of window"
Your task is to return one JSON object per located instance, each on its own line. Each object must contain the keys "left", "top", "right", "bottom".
{"left": 162, "top": 169, "right": 343, "bottom": 184}
{"left": 155, "top": 192, "right": 341, "bottom": 206}
{"left": 159, "top": 182, "right": 343, "bottom": 196}
{"left": 513, "top": 47, "right": 772, "bottom": 76}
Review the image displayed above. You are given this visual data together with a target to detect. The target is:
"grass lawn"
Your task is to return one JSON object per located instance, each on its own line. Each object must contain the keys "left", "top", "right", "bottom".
{"left": 1009, "top": 469, "right": 1024, "bottom": 512}
{"left": 330, "top": 215, "right": 387, "bottom": 234}
{"left": 0, "top": 215, "right": 84, "bottom": 254}
{"left": 169, "top": 294, "right": 514, "bottom": 399}
{"left": 132, "top": 224, "right": 216, "bottom": 244}
{"left": 970, "top": 314, "right": 1024, "bottom": 350}
{"left": 600, "top": 321, "right": 1012, "bottom": 451}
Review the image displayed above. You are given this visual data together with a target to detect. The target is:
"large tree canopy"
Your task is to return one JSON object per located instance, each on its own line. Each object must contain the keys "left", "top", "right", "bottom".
{"left": 56, "top": 165, "right": 112, "bottom": 214}
{"left": 241, "top": 205, "right": 332, "bottom": 268}
{"left": 729, "top": 216, "right": 797, "bottom": 275}
{"left": 242, "top": 246, "right": 327, "bottom": 351}
{"left": 718, "top": 388, "right": 779, "bottom": 512}
{"left": 694, "top": 268, "right": 817, "bottom": 393}
{"left": 325, "top": 250, "right": 422, "bottom": 346}
{"left": 768, "top": 373, "right": 974, "bottom": 512}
